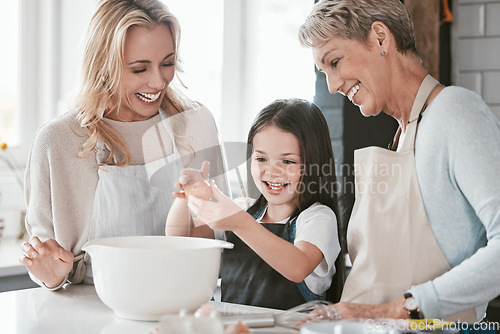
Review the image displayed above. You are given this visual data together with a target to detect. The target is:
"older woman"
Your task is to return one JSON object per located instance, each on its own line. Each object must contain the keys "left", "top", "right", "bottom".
{"left": 299, "top": 0, "right": 500, "bottom": 322}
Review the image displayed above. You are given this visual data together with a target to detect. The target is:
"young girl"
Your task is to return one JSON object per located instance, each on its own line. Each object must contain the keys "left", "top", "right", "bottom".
{"left": 167, "top": 98, "right": 344, "bottom": 310}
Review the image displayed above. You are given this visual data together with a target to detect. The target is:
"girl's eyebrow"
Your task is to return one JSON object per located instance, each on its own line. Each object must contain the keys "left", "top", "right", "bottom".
{"left": 254, "top": 150, "right": 299, "bottom": 157}
{"left": 128, "top": 52, "right": 175, "bottom": 65}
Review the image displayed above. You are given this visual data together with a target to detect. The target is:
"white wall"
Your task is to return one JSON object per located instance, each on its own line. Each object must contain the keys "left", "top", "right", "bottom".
{"left": 0, "top": 0, "right": 96, "bottom": 239}
{"left": 57, "top": 1, "right": 98, "bottom": 116}
{"left": 452, "top": 0, "right": 500, "bottom": 119}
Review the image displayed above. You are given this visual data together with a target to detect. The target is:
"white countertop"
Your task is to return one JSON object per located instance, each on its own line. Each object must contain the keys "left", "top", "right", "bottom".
{"left": 0, "top": 284, "right": 295, "bottom": 334}
{"left": 0, "top": 237, "right": 27, "bottom": 277}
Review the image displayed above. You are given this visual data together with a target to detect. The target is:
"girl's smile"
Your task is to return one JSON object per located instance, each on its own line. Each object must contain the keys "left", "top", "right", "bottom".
{"left": 263, "top": 181, "right": 290, "bottom": 194}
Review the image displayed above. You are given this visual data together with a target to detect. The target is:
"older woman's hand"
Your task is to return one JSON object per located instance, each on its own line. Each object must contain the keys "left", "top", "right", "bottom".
{"left": 224, "top": 322, "right": 249, "bottom": 334}
{"left": 334, "top": 297, "right": 408, "bottom": 319}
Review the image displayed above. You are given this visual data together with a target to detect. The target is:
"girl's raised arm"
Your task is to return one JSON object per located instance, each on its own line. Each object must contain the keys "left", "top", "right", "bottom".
{"left": 166, "top": 161, "right": 215, "bottom": 239}
{"left": 187, "top": 183, "right": 324, "bottom": 282}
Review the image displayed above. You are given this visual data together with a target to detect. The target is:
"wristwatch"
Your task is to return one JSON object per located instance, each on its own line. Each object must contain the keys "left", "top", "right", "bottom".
{"left": 404, "top": 292, "right": 424, "bottom": 319}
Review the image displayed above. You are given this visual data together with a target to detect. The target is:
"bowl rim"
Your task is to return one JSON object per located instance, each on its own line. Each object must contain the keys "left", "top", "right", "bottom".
{"left": 82, "top": 235, "right": 234, "bottom": 252}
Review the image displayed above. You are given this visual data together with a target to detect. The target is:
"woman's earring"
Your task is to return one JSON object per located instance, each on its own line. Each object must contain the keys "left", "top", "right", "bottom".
{"left": 381, "top": 51, "right": 386, "bottom": 56}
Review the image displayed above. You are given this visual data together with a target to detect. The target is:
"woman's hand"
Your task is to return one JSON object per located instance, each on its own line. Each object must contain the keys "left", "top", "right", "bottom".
{"left": 224, "top": 322, "right": 249, "bottom": 334}
{"left": 187, "top": 180, "right": 247, "bottom": 231}
{"left": 173, "top": 160, "right": 211, "bottom": 199}
{"left": 19, "top": 236, "right": 74, "bottom": 288}
{"left": 333, "top": 297, "right": 407, "bottom": 319}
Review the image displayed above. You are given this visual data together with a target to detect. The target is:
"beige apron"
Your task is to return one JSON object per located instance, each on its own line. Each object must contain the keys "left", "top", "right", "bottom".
{"left": 83, "top": 109, "right": 183, "bottom": 284}
{"left": 341, "top": 75, "right": 476, "bottom": 322}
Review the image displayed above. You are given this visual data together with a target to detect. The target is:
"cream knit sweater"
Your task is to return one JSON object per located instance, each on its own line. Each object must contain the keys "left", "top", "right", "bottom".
{"left": 24, "top": 106, "right": 229, "bottom": 289}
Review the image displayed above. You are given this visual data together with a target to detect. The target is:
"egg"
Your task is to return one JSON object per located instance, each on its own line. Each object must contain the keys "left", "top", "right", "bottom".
{"left": 184, "top": 180, "right": 212, "bottom": 201}
{"left": 194, "top": 304, "right": 219, "bottom": 318}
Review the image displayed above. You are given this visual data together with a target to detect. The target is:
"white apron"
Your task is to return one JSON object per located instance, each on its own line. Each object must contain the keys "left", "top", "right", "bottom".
{"left": 341, "top": 75, "right": 476, "bottom": 322}
{"left": 83, "top": 110, "right": 183, "bottom": 283}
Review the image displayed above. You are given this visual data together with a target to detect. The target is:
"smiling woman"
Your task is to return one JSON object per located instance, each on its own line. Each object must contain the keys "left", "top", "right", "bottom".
{"left": 106, "top": 24, "right": 176, "bottom": 122}
{"left": 298, "top": 0, "right": 500, "bottom": 322}
{"left": 18, "top": 0, "right": 229, "bottom": 291}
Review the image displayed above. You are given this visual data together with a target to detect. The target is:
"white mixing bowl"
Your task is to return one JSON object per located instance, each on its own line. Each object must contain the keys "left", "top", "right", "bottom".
{"left": 82, "top": 236, "right": 233, "bottom": 321}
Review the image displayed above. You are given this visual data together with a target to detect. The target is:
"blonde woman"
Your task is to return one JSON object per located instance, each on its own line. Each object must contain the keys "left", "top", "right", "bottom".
{"left": 19, "top": 0, "right": 228, "bottom": 290}
{"left": 299, "top": 0, "right": 500, "bottom": 323}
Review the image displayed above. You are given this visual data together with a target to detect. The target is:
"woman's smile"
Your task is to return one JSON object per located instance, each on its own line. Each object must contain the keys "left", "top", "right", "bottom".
{"left": 136, "top": 91, "right": 162, "bottom": 103}
{"left": 313, "top": 35, "right": 385, "bottom": 117}
{"left": 347, "top": 82, "right": 361, "bottom": 103}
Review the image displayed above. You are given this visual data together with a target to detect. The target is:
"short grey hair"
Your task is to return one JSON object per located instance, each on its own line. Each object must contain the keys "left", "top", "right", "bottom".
{"left": 298, "top": 0, "right": 416, "bottom": 55}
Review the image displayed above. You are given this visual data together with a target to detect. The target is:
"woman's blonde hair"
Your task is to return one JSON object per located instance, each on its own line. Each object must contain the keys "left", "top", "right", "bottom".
{"left": 75, "top": 0, "right": 197, "bottom": 165}
{"left": 298, "top": 0, "right": 416, "bottom": 55}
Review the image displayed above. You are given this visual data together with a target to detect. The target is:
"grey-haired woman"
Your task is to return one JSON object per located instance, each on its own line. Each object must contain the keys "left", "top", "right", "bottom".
{"left": 299, "top": 0, "right": 500, "bottom": 322}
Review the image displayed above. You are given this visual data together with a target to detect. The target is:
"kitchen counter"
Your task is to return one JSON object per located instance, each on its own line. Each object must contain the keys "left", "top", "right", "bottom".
{"left": 0, "top": 237, "right": 26, "bottom": 278}
{"left": 0, "top": 284, "right": 294, "bottom": 333}
{"left": 0, "top": 237, "right": 38, "bottom": 292}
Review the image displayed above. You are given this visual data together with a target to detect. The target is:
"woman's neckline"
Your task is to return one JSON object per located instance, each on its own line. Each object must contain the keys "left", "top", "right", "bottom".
{"left": 103, "top": 112, "right": 161, "bottom": 125}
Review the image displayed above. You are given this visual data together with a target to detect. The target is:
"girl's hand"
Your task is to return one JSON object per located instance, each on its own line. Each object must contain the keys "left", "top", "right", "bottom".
{"left": 173, "top": 161, "right": 211, "bottom": 200}
{"left": 19, "top": 236, "right": 74, "bottom": 288}
{"left": 187, "top": 180, "right": 247, "bottom": 231}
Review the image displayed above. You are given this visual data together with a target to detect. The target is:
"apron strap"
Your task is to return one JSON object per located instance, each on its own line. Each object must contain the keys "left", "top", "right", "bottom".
{"left": 145, "top": 109, "right": 184, "bottom": 183}
{"left": 159, "top": 109, "right": 179, "bottom": 156}
{"left": 95, "top": 135, "right": 117, "bottom": 165}
{"left": 400, "top": 75, "right": 440, "bottom": 152}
